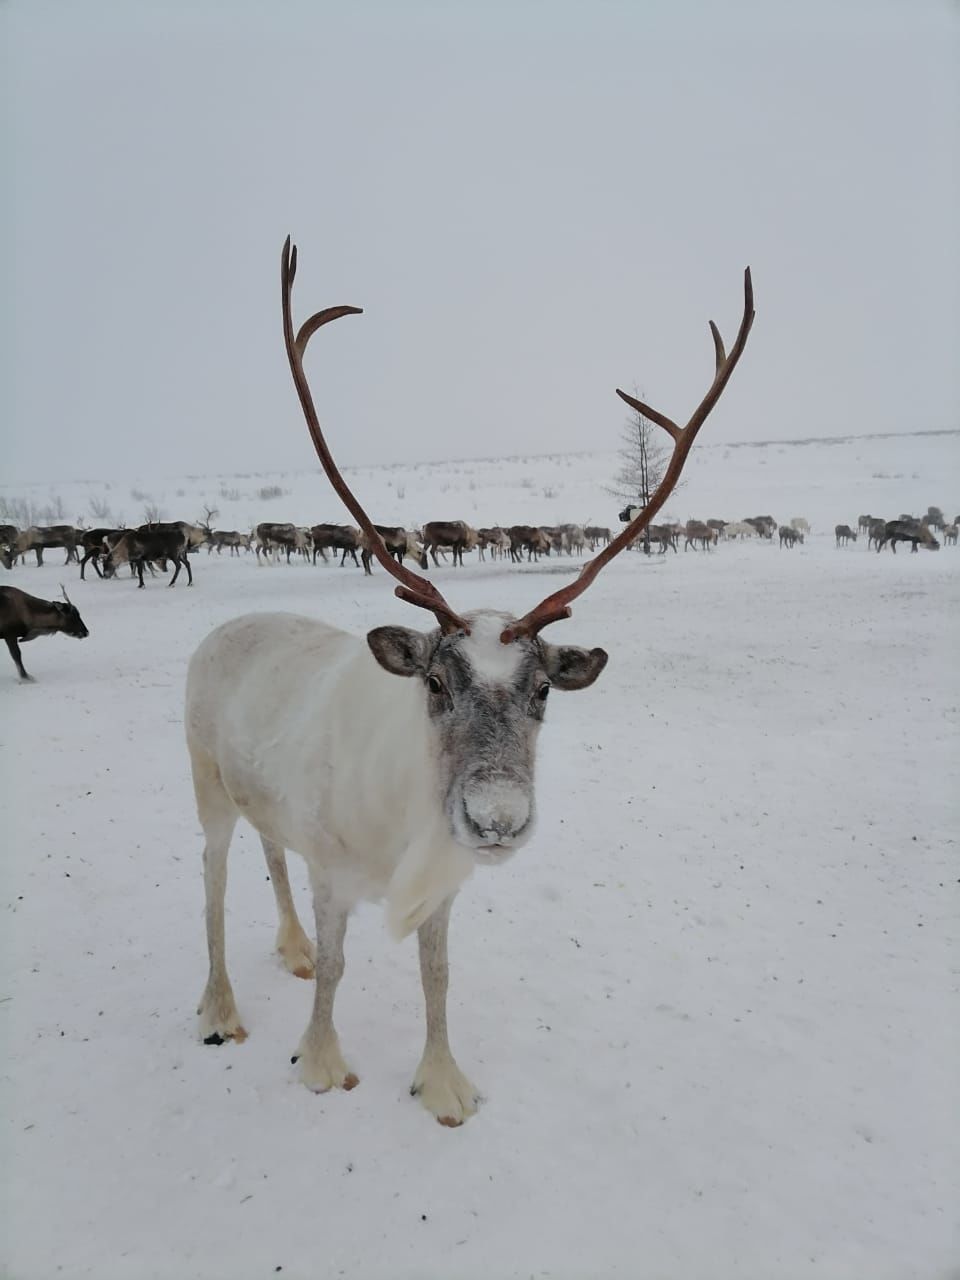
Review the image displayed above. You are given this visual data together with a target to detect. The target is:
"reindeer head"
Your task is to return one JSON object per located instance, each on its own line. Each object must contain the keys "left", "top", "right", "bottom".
{"left": 368, "top": 610, "right": 606, "bottom": 856}
{"left": 55, "top": 586, "right": 89, "bottom": 639}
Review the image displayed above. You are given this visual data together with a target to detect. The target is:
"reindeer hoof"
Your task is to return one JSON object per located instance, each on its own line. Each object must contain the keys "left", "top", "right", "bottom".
{"left": 203, "top": 1026, "right": 246, "bottom": 1046}
{"left": 277, "top": 930, "right": 316, "bottom": 980}
{"left": 198, "top": 987, "right": 246, "bottom": 1044}
{"left": 410, "top": 1055, "right": 479, "bottom": 1125}
{"left": 295, "top": 1035, "right": 357, "bottom": 1093}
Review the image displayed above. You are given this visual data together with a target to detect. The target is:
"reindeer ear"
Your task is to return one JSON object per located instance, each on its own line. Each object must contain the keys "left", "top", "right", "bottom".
{"left": 541, "top": 643, "right": 608, "bottom": 691}
{"left": 367, "top": 626, "right": 430, "bottom": 678}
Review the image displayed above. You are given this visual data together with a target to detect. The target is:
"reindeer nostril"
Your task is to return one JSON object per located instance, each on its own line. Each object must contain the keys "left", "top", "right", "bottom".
{"left": 462, "top": 780, "right": 532, "bottom": 846}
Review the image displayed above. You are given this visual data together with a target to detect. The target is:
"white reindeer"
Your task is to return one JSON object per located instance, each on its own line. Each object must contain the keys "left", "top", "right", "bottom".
{"left": 186, "top": 239, "right": 754, "bottom": 1126}
{"left": 723, "top": 520, "right": 757, "bottom": 540}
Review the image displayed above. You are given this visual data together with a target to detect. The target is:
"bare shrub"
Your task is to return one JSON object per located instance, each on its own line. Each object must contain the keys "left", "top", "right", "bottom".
{"left": 0, "top": 494, "right": 68, "bottom": 527}
{"left": 88, "top": 495, "right": 114, "bottom": 522}
{"left": 0, "top": 495, "right": 34, "bottom": 526}
{"left": 257, "top": 485, "right": 286, "bottom": 501}
{"left": 219, "top": 486, "right": 242, "bottom": 501}
{"left": 130, "top": 488, "right": 150, "bottom": 503}
{"left": 143, "top": 502, "right": 163, "bottom": 523}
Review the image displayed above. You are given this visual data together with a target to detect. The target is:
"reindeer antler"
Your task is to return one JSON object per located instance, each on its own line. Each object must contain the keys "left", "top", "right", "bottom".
{"left": 281, "top": 236, "right": 471, "bottom": 635}
{"left": 500, "top": 268, "right": 755, "bottom": 643}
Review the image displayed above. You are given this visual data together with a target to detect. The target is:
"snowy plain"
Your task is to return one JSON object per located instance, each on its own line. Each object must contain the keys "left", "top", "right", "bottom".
{"left": 1, "top": 430, "right": 958, "bottom": 1280}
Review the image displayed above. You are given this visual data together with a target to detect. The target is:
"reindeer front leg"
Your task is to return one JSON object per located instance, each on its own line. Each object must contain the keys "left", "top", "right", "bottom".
{"left": 411, "top": 896, "right": 479, "bottom": 1127}
{"left": 6, "top": 637, "right": 32, "bottom": 681}
{"left": 294, "top": 869, "right": 357, "bottom": 1093}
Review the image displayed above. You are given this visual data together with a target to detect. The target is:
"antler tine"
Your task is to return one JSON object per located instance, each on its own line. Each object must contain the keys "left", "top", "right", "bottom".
{"left": 615, "top": 390, "right": 680, "bottom": 441}
{"left": 709, "top": 321, "right": 726, "bottom": 372}
{"left": 281, "top": 237, "right": 471, "bottom": 636}
{"left": 501, "top": 268, "right": 755, "bottom": 644}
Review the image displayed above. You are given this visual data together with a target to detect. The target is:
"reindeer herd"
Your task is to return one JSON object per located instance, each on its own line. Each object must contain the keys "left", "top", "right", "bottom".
{"left": 0, "top": 499, "right": 953, "bottom": 686}
{"left": 2, "top": 499, "right": 951, "bottom": 602}
{"left": 250, "top": 519, "right": 615, "bottom": 570}
{"left": 0, "top": 515, "right": 615, "bottom": 585}
{"left": 837, "top": 507, "right": 954, "bottom": 553}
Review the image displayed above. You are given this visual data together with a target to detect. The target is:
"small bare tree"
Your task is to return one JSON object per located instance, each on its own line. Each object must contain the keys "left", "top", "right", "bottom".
{"left": 88, "top": 494, "right": 115, "bottom": 523}
{"left": 606, "top": 388, "right": 673, "bottom": 553}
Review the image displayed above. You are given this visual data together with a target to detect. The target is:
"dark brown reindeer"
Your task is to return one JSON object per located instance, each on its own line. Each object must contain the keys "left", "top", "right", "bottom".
{"left": 79, "top": 527, "right": 126, "bottom": 579}
{"left": 422, "top": 520, "right": 477, "bottom": 567}
{"left": 104, "top": 527, "right": 193, "bottom": 587}
{"left": 684, "top": 520, "right": 715, "bottom": 551}
{"left": 6, "top": 525, "right": 80, "bottom": 568}
{"left": 875, "top": 519, "right": 940, "bottom": 554}
{"left": 255, "top": 522, "right": 299, "bottom": 563}
{"left": 867, "top": 518, "right": 887, "bottom": 550}
{"left": 0, "top": 585, "right": 89, "bottom": 681}
{"left": 208, "top": 531, "right": 252, "bottom": 555}
{"left": 745, "top": 516, "right": 775, "bottom": 540}
{"left": 0, "top": 525, "right": 19, "bottom": 569}
{"left": 360, "top": 525, "right": 427, "bottom": 575}
{"left": 646, "top": 524, "right": 679, "bottom": 553}
{"left": 835, "top": 524, "right": 858, "bottom": 547}
{"left": 476, "top": 528, "right": 509, "bottom": 560}
{"left": 184, "top": 238, "right": 754, "bottom": 1128}
{"left": 507, "top": 525, "right": 551, "bottom": 562}
{"left": 310, "top": 523, "right": 362, "bottom": 567}
{"left": 583, "top": 526, "right": 611, "bottom": 550}
{"left": 138, "top": 519, "right": 209, "bottom": 549}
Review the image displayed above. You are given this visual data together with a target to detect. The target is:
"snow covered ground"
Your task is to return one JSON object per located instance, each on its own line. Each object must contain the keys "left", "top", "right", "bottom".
{"left": 1, "top": 431, "right": 958, "bottom": 1279}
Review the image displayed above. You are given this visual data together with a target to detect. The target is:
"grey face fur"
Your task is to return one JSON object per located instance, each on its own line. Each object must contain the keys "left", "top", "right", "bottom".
{"left": 367, "top": 610, "right": 607, "bottom": 859}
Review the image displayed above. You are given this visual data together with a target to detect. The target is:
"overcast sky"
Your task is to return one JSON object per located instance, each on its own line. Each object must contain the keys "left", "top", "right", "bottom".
{"left": 3, "top": 0, "right": 957, "bottom": 484}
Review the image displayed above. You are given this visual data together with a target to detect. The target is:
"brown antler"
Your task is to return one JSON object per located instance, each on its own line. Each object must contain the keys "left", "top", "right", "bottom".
{"left": 281, "top": 236, "right": 471, "bottom": 635}
{"left": 501, "top": 268, "right": 755, "bottom": 644}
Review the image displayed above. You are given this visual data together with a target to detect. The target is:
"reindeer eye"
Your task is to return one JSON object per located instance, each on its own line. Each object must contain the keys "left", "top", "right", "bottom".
{"left": 537, "top": 682, "right": 551, "bottom": 700}
{"left": 427, "top": 674, "right": 445, "bottom": 695}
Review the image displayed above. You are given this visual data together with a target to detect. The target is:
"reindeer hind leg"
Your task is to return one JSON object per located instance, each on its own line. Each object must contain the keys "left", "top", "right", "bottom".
{"left": 293, "top": 866, "right": 357, "bottom": 1093}
{"left": 262, "top": 838, "right": 315, "bottom": 978}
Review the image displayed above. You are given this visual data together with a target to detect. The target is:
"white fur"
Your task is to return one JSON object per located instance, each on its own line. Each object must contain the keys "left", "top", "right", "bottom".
{"left": 187, "top": 614, "right": 473, "bottom": 931}
{"left": 724, "top": 521, "right": 756, "bottom": 540}
{"left": 459, "top": 611, "right": 524, "bottom": 682}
